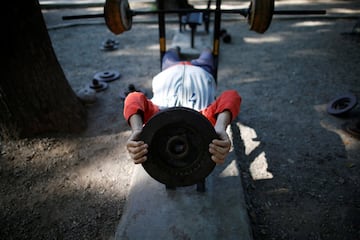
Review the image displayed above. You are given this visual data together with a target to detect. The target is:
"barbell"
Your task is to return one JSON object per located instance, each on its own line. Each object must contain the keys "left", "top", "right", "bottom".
{"left": 63, "top": 0, "right": 326, "bottom": 34}
{"left": 139, "top": 107, "right": 218, "bottom": 187}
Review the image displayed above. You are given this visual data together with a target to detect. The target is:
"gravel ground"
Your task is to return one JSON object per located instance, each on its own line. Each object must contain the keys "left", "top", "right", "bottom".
{"left": 1, "top": 1, "right": 360, "bottom": 239}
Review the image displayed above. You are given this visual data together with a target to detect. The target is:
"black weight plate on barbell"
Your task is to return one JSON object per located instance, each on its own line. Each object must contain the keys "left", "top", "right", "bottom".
{"left": 248, "top": 0, "right": 274, "bottom": 34}
{"left": 104, "top": 0, "right": 132, "bottom": 35}
{"left": 139, "top": 107, "right": 218, "bottom": 187}
{"left": 327, "top": 93, "right": 358, "bottom": 116}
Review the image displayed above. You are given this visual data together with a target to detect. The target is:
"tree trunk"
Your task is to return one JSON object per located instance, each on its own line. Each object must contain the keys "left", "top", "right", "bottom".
{"left": 1, "top": 1, "right": 87, "bottom": 138}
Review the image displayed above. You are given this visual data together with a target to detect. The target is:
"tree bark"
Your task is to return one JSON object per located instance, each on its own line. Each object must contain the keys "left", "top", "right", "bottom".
{"left": 1, "top": 1, "right": 87, "bottom": 138}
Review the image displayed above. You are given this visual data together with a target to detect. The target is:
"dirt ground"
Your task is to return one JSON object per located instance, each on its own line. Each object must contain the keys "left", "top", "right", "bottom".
{"left": 1, "top": 1, "right": 360, "bottom": 239}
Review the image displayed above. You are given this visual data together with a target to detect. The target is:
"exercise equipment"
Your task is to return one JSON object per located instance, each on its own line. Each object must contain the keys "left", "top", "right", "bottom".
{"left": 88, "top": 79, "right": 108, "bottom": 92}
{"left": 219, "top": 28, "right": 232, "bottom": 43}
{"left": 104, "top": 0, "right": 132, "bottom": 34}
{"left": 63, "top": 0, "right": 325, "bottom": 81}
{"left": 139, "top": 107, "right": 218, "bottom": 188}
{"left": 76, "top": 88, "right": 97, "bottom": 104}
{"left": 93, "top": 70, "right": 121, "bottom": 82}
{"left": 119, "top": 84, "right": 146, "bottom": 100}
{"left": 61, "top": 1, "right": 327, "bottom": 189}
{"left": 64, "top": 0, "right": 325, "bottom": 35}
{"left": 100, "top": 38, "right": 120, "bottom": 50}
{"left": 248, "top": 0, "right": 274, "bottom": 33}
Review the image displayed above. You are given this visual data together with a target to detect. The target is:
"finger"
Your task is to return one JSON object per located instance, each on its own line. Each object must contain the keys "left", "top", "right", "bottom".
{"left": 127, "top": 145, "right": 145, "bottom": 155}
{"left": 215, "top": 139, "right": 231, "bottom": 153}
{"left": 210, "top": 150, "right": 228, "bottom": 162}
{"left": 126, "top": 141, "right": 148, "bottom": 162}
{"left": 212, "top": 139, "right": 231, "bottom": 148}
{"left": 127, "top": 140, "right": 145, "bottom": 148}
{"left": 130, "top": 148, "right": 147, "bottom": 159}
{"left": 211, "top": 155, "right": 225, "bottom": 164}
{"left": 209, "top": 142, "right": 230, "bottom": 155}
{"left": 133, "top": 155, "right": 147, "bottom": 164}
{"left": 209, "top": 145, "right": 228, "bottom": 162}
{"left": 127, "top": 142, "right": 147, "bottom": 153}
{"left": 129, "top": 145, "right": 148, "bottom": 159}
{"left": 210, "top": 132, "right": 231, "bottom": 163}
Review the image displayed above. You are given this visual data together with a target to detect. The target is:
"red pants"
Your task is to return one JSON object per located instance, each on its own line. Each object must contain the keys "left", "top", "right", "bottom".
{"left": 123, "top": 90, "right": 241, "bottom": 126}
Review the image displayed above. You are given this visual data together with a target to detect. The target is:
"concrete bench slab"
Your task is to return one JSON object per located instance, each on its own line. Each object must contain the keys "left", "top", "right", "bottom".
{"left": 115, "top": 147, "right": 253, "bottom": 240}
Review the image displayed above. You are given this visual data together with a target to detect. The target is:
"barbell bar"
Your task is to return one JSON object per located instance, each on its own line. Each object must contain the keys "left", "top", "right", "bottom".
{"left": 62, "top": 0, "right": 326, "bottom": 34}
{"left": 61, "top": 8, "right": 327, "bottom": 19}
{"left": 61, "top": 9, "right": 327, "bottom": 20}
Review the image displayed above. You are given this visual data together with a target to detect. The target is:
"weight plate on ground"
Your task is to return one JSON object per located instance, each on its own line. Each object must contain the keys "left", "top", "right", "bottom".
{"left": 100, "top": 38, "right": 120, "bottom": 50}
{"left": 76, "top": 87, "right": 97, "bottom": 104}
{"left": 139, "top": 107, "right": 218, "bottom": 187}
{"left": 248, "top": 0, "right": 274, "bottom": 34}
{"left": 104, "top": 0, "right": 132, "bottom": 35}
{"left": 89, "top": 79, "right": 108, "bottom": 92}
{"left": 93, "top": 70, "right": 121, "bottom": 82}
{"left": 327, "top": 93, "right": 358, "bottom": 116}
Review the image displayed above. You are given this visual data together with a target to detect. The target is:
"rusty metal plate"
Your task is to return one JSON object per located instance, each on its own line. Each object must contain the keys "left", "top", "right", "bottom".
{"left": 139, "top": 107, "right": 218, "bottom": 187}
{"left": 248, "top": 0, "right": 274, "bottom": 34}
{"left": 104, "top": 0, "right": 132, "bottom": 35}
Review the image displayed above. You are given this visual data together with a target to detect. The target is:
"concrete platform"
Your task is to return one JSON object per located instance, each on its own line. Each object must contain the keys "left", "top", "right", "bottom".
{"left": 115, "top": 127, "right": 253, "bottom": 240}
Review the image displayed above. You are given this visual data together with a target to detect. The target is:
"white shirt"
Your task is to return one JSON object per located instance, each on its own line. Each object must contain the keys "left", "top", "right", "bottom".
{"left": 151, "top": 64, "right": 216, "bottom": 111}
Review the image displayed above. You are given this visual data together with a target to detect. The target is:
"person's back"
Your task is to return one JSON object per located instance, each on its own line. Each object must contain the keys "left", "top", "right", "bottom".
{"left": 151, "top": 64, "right": 216, "bottom": 111}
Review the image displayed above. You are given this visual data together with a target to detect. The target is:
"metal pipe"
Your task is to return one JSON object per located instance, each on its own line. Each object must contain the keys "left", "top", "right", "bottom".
{"left": 157, "top": 0, "right": 166, "bottom": 71}
{"left": 274, "top": 10, "right": 326, "bottom": 15}
{"left": 62, "top": 9, "right": 327, "bottom": 21}
{"left": 213, "top": 0, "right": 222, "bottom": 83}
{"left": 62, "top": 13, "right": 104, "bottom": 20}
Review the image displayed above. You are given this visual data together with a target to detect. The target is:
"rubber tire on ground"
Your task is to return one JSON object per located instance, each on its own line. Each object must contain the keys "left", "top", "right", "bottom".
{"left": 327, "top": 93, "right": 358, "bottom": 116}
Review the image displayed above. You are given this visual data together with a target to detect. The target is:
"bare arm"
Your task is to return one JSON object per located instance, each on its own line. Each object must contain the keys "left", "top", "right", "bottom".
{"left": 126, "top": 114, "right": 148, "bottom": 164}
{"left": 209, "top": 110, "right": 232, "bottom": 164}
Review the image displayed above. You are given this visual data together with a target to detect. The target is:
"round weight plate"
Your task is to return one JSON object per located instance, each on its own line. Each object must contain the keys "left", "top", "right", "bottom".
{"left": 104, "top": 0, "right": 132, "bottom": 35}
{"left": 100, "top": 38, "right": 120, "bottom": 51}
{"left": 76, "top": 87, "right": 97, "bottom": 104}
{"left": 93, "top": 70, "right": 121, "bottom": 82}
{"left": 327, "top": 93, "right": 358, "bottom": 116}
{"left": 88, "top": 79, "right": 108, "bottom": 92}
{"left": 139, "top": 107, "right": 218, "bottom": 187}
{"left": 248, "top": 0, "right": 274, "bottom": 34}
